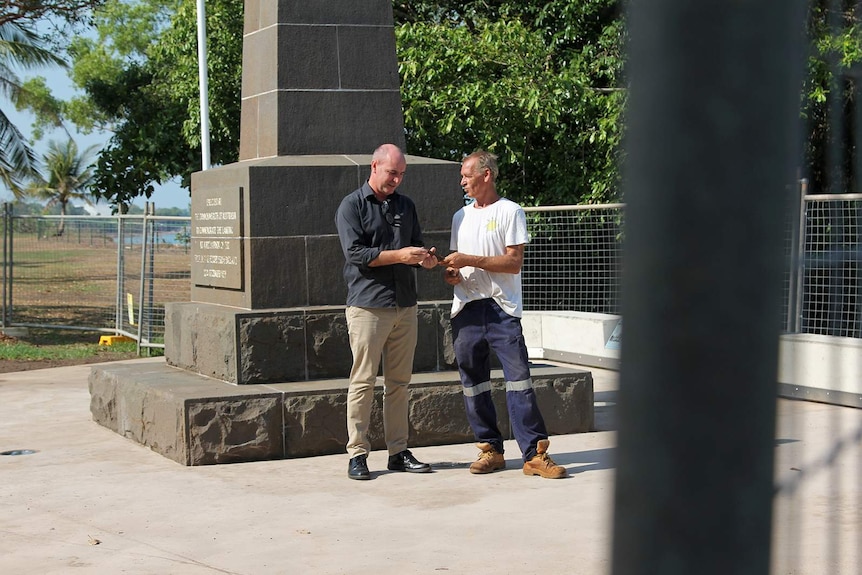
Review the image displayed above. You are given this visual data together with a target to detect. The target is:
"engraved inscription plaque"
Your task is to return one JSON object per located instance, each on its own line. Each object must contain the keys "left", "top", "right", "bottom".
{"left": 192, "top": 186, "right": 243, "bottom": 289}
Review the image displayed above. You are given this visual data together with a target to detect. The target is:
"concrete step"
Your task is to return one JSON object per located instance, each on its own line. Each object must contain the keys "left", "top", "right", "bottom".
{"left": 89, "top": 362, "right": 594, "bottom": 466}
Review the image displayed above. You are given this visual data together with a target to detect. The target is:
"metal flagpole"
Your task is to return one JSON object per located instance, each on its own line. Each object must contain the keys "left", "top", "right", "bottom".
{"left": 196, "top": 0, "right": 211, "bottom": 171}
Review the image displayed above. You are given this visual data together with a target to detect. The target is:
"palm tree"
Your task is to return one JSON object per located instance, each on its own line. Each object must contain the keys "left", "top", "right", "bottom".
{"left": 0, "top": 21, "right": 66, "bottom": 197}
{"left": 26, "top": 139, "right": 97, "bottom": 236}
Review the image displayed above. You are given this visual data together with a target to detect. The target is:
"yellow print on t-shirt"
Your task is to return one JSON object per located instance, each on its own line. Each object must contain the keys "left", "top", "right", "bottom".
{"left": 485, "top": 218, "right": 497, "bottom": 232}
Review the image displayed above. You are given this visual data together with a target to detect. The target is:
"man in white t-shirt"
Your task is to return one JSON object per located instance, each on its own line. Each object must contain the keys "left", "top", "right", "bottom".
{"left": 440, "top": 150, "right": 567, "bottom": 479}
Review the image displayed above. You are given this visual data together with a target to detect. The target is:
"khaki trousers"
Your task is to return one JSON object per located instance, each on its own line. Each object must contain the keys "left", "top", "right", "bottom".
{"left": 345, "top": 305, "right": 418, "bottom": 458}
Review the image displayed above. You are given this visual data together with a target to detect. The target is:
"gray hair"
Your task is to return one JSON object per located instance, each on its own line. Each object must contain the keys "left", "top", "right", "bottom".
{"left": 464, "top": 149, "right": 498, "bottom": 180}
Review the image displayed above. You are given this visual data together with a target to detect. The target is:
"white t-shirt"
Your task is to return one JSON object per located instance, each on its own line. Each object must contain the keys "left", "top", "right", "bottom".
{"left": 449, "top": 197, "right": 528, "bottom": 318}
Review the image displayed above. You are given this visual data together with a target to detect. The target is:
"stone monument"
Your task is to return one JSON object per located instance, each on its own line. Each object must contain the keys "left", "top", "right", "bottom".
{"left": 167, "top": 0, "right": 460, "bottom": 384}
{"left": 88, "top": 0, "right": 594, "bottom": 465}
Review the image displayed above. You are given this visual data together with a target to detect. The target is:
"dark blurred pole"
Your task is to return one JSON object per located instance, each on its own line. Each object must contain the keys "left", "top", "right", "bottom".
{"left": 612, "top": 2, "right": 806, "bottom": 575}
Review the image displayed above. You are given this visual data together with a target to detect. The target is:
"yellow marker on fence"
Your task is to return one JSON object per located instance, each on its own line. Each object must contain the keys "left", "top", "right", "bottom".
{"left": 127, "top": 293, "right": 136, "bottom": 326}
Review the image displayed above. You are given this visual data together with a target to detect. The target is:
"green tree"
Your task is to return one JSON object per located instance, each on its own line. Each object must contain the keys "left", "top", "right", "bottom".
{"left": 58, "top": 0, "right": 240, "bottom": 208}
{"left": 0, "top": 1, "right": 106, "bottom": 27}
{"left": 802, "top": 1, "right": 862, "bottom": 194}
{"left": 0, "top": 20, "right": 66, "bottom": 196}
{"left": 17, "top": 0, "right": 862, "bottom": 208}
{"left": 25, "top": 138, "right": 97, "bottom": 235}
{"left": 29, "top": 0, "right": 625, "bottom": 207}
{"left": 396, "top": 1, "right": 626, "bottom": 205}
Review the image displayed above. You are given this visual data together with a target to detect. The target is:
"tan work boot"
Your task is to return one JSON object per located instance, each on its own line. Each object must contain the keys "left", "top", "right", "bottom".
{"left": 469, "top": 442, "right": 506, "bottom": 474}
{"left": 523, "top": 439, "right": 567, "bottom": 479}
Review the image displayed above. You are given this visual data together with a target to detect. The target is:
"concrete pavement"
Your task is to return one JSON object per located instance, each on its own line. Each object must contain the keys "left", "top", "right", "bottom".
{"left": 0, "top": 358, "right": 859, "bottom": 574}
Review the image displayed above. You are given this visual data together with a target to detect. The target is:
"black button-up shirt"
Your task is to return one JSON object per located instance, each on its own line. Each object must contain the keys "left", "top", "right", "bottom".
{"left": 335, "top": 182, "right": 425, "bottom": 308}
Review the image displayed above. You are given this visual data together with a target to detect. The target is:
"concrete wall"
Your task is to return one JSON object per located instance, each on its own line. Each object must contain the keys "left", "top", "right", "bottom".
{"left": 524, "top": 311, "right": 862, "bottom": 408}
{"left": 522, "top": 311, "right": 621, "bottom": 370}
{"left": 777, "top": 334, "right": 862, "bottom": 408}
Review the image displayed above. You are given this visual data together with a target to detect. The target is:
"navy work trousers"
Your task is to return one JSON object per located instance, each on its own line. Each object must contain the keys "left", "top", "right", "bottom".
{"left": 451, "top": 298, "right": 548, "bottom": 461}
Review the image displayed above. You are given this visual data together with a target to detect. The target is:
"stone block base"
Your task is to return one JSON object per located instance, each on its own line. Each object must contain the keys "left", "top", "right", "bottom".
{"left": 89, "top": 362, "right": 594, "bottom": 466}
{"left": 164, "top": 301, "right": 455, "bottom": 385}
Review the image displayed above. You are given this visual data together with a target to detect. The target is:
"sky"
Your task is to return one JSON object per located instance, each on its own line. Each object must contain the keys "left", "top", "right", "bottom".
{"left": 1, "top": 50, "right": 192, "bottom": 212}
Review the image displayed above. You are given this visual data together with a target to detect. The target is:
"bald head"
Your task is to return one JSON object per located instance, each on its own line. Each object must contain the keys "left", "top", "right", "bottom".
{"left": 368, "top": 144, "right": 407, "bottom": 199}
{"left": 373, "top": 143, "right": 404, "bottom": 164}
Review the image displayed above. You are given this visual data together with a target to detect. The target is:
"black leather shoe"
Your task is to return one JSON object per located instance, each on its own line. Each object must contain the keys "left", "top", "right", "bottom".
{"left": 387, "top": 450, "right": 431, "bottom": 473}
{"left": 348, "top": 454, "right": 370, "bottom": 480}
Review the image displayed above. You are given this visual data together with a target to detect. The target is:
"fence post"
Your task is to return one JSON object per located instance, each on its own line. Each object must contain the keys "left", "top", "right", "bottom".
{"left": 4, "top": 203, "right": 13, "bottom": 326}
{"left": 612, "top": 1, "right": 806, "bottom": 574}
{"left": 2, "top": 202, "right": 8, "bottom": 328}
{"left": 793, "top": 179, "right": 808, "bottom": 333}
{"left": 136, "top": 204, "right": 152, "bottom": 355}
{"left": 146, "top": 204, "right": 156, "bottom": 352}
{"left": 115, "top": 215, "right": 125, "bottom": 335}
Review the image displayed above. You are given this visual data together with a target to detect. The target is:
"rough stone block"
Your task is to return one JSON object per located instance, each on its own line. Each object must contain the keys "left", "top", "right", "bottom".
{"left": 188, "top": 395, "right": 283, "bottom": 465}
{"left": 239, "top": 311, "right": 307, "bottom": 383}
{"left": 164, "top": 302, "right": 239, "bottom": 383}
{"left": 167, "top": 302, "right": 455, "bottom": 385}
{"left": 90, "top": 363, "right": 284, "bottom": 466}
{"left": 89, "top": 362, "right": 593, "bottom": 465}
{"left": 304, "top": 310, "right": 352, "bottom": 380}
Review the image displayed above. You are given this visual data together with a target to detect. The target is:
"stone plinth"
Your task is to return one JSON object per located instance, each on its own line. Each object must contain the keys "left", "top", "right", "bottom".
{"left": 89, "top": 362, "right": 594, "bottom": 466}
{"left": 164, "top": 301, "right": 455, "bottom": 384}
{"left": 190, "top": 155, "right": 460, "bottom": 310}
{"left": 186, "top": 155, "right": 463, "bottom": 383}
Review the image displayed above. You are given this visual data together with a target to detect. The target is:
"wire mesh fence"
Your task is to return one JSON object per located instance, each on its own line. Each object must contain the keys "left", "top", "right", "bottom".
{"left": 1, "top": 209, "right": 191, "bottom": 350}
{"left": 798, "top": 193, "right": 862, "bottom": 338}
{"left": 522, "top": 190, "right": 862, "bottom": 340}
{"left": 523, "top": 204, "right": 625, "bottom": 314}
{"left": 2, "top": 191, "right": 861, "bottom": 348}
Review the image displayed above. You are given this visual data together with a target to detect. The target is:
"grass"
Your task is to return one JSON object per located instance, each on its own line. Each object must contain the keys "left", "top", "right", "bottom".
{"left": 0, "top": 328, "right": 155, "bottom": 362}
{"left": 2, "top": 227, "right": 189, "bottom": 367}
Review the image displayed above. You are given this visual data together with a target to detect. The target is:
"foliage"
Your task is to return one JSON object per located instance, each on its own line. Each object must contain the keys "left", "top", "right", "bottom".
{"left": 8, "top": 199, "right": 47, "bottom": 215}
{"left": 0, "top": 20, "right": 66, "bottom": 196}
{"left": 48, "top": 0, "right": 623, "bottom": 208}
{"left": 802, "top": 1, "right": 862, "bottom": 194}
{"left": 155, "top": 205, "right": 189, "bottom": 216}
{"left": 396, "top": 1, "right": 625, "bottom": 205}
{"left": 10, "top": 198, "right": 88, "bottom": 215}
{"left": 30, "top": 1, "right": 862, "bottom": 205}
{"left": 55, "top": 0, "right": 242, "bottom": 209}
{"left": 26, "top": 138, "right": 96, "bottom": 209}
{"left": 0, "top": 1, "right": 106, "bottom": 27}
{"left": 56, "top": 0, "right": 185, "bottom": 209}
{"left": 25, "top": 138, "right": 97, "bottom": 233}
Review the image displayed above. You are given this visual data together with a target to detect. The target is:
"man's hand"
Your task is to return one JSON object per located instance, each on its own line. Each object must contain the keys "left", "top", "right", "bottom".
{"left": 441, "top": 246, "right": 524, "bottom": 274}
{"left": 398, "top": 246, "right": 431, "bottom": 265}
{"left": 419, "top": 247, "right": 439, "bottom": 269}
{"left": 443, "top": 267, "right": 461, "bottom": 285}
{"left": 440, "top": 251, "right": 472, "bottom": 269}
